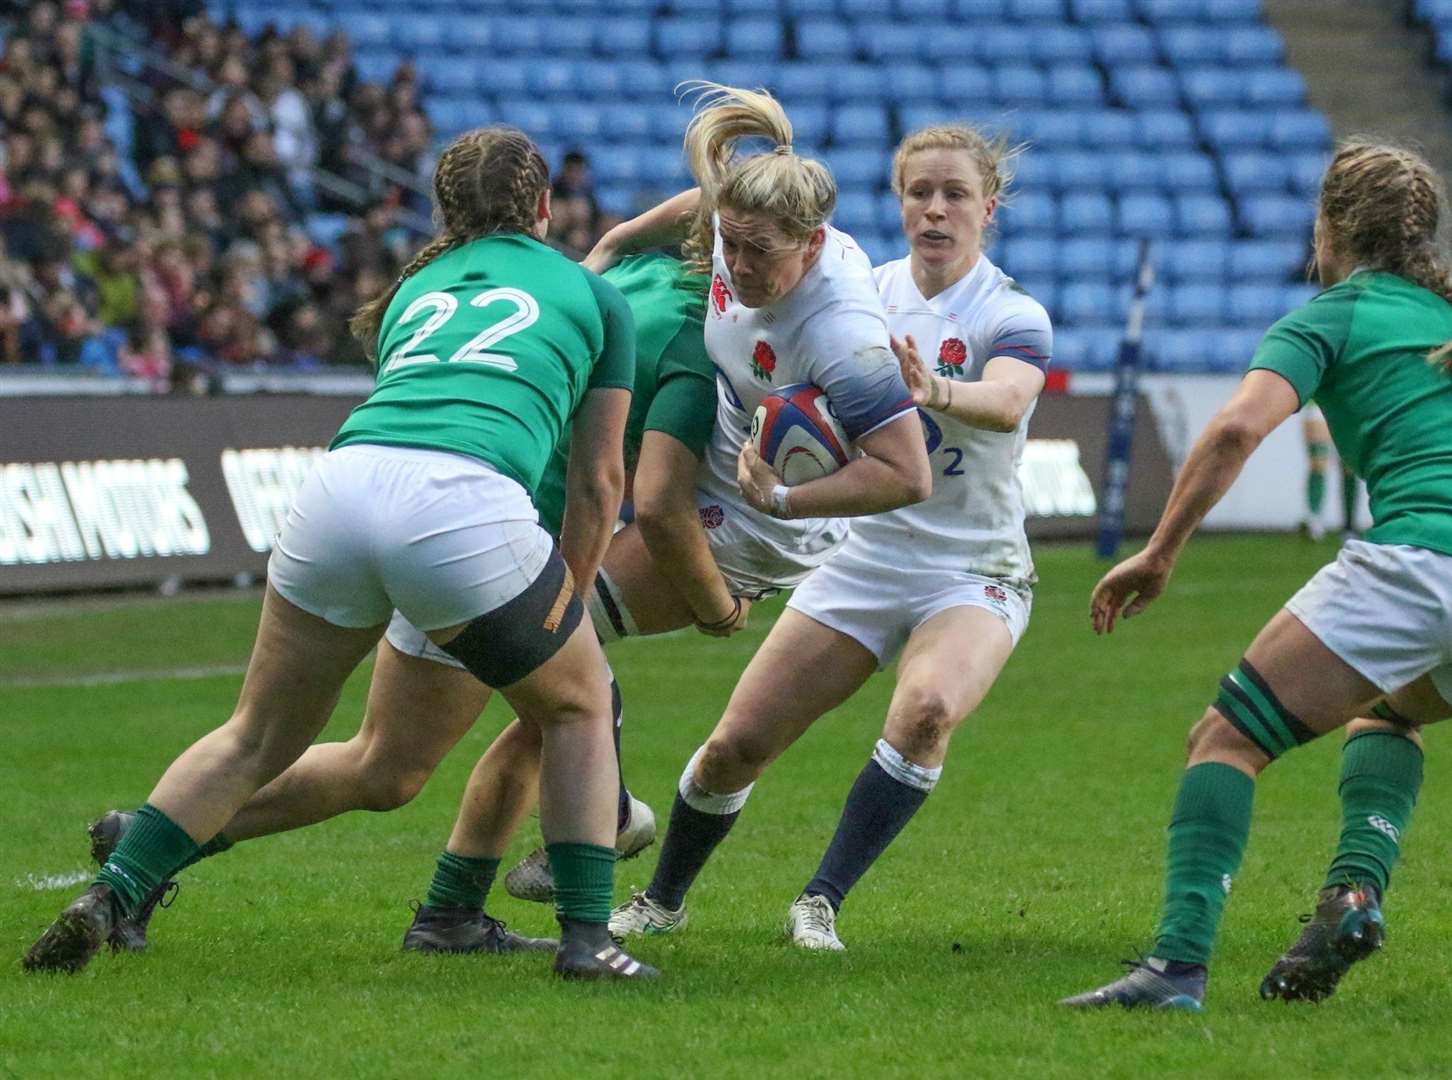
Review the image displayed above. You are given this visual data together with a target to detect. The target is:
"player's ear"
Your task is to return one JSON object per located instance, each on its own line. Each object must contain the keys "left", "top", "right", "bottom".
{"left": 534, "top": 189, "right": 552, "bottom": 239}
{"left": 982, "top": 195, "right": 997, "bottom": 228}
{"left": 805, "top": 226, "right": 826, "bottom": 260}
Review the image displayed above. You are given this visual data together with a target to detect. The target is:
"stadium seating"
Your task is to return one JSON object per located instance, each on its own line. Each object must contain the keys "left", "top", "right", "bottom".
{"left": 204, "top": 0, "right": 1330, "bottom": 373}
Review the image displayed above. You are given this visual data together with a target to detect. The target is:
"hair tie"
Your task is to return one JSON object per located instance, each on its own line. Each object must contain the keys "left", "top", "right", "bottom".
{"left": 774, "top": 143, "right": 793, "bottom": 156}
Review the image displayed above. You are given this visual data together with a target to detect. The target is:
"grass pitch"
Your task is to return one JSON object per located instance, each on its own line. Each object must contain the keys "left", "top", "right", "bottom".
{"left": 2, "top": 536, "right": 1450, "bottom": 1079}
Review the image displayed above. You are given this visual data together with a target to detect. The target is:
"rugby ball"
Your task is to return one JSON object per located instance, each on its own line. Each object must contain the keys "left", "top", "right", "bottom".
{"left": 751, "top": 383, "right": 851, "bottom": 485}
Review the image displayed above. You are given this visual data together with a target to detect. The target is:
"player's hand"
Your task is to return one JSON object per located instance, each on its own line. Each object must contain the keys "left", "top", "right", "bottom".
{"left": 891, "top": 333, "right": 937, "bottom": 409}
{"left": 696, "top": 596, "right": 752, "bottom": 638}
{"left": 737, "top": 441, "right": 782, "bottom": 514}
{"left": 583, "top": 234, "right": 623, "bottom": 273}
{"left": 1090, "top": 549, "right": 1173, "bottom": 635}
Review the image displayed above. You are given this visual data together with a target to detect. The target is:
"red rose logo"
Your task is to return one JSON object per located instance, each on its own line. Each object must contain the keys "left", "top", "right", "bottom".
{"left": 699, "top": 504, "right": 725, "bottom": 529}
{"left": 984, "top": 584, "right": 1008, "bottom": 603}
{"left": 936, "top": 337, "right": 968, "bottom": 376}
{"left": 751, "top": 340, "right": 776, "bottom": 381}
{"left": 710, "top": 274, "right": 733, "bottom": 316}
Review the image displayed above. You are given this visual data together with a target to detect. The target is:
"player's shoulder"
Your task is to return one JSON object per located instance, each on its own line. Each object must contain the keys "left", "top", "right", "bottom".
{"left": 871, "top": 256, "right": 913, "bottom": 294}
{"left": 978, "top": 259, "right": 1052, "bottom": 328}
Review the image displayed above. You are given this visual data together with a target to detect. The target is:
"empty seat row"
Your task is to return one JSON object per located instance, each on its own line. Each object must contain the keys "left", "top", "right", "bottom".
{"left": 1033, "top": 281, "right": 1315, "bottom": 327}
{"left": 288, "top": 0, "right": 1260, "bottom": 19}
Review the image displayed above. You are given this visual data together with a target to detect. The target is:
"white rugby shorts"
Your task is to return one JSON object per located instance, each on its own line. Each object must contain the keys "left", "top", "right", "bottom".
{"left": 268, "top": 444, "right": 552, "bottom": 631}
{"left": 787, "top": 540, "right": 1032, "bottom": 667}
{"left": 1285, "top": 537, "right": 1452, "bottom": 702}
{"left": 694, "top": 486, "right": 847, "bottom": 599}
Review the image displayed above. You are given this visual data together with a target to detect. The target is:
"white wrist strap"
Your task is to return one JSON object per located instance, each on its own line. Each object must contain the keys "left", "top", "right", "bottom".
{"left": 770, "top": 484, "right": 792, "bottom": 519}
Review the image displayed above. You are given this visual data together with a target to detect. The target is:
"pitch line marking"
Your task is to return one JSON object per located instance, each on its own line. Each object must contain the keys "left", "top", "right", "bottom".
{"left": 0, "top": 664, "right": 249, "bottom": 689}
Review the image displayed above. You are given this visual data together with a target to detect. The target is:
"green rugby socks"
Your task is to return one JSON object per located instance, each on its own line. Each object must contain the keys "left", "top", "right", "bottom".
{"left": 547, "top": 842, "right": 616, "bottom": 924}
{"left": 1306, "top": 469, "right": 1326, "bottom": 516}
{"left": 95, "top": 804, "right": 200, "bottom": 916}
{"left": 425, "top": 851, "right": 501, "bottom": 911}
{"left": 1324, "top": 731, "right": 1423, "bottom": 897}
{"left": 1153, "top": 763, "right": 1255, "bottom": 966}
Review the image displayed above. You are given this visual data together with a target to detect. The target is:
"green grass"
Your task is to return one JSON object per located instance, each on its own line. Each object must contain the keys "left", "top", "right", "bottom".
{"left": 3, "top": 536, "right": 1450, "bottom": 1078}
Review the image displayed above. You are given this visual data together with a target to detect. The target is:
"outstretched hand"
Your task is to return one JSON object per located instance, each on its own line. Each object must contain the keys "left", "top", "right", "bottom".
{"left": 1089, "top": 549, "right": 1174, "bottom": 635}
{"left": 737, "top": 441, "right": 783, "bottom": 515}
{"left": 891, "top": 333, "right": 935, "bottom": 408}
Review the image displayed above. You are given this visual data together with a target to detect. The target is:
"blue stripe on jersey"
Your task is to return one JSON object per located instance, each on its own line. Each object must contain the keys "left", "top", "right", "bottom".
{"left": 990, "top": 343, "right": 1051, "bottom": 371}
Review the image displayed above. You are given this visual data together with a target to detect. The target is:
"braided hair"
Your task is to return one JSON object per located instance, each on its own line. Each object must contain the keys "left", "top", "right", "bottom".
{"left": 1317, "top": 139, "right": 1452, "bottom": 369}
{"left": 350, "top": 126, "right": 550, "bottom": 357}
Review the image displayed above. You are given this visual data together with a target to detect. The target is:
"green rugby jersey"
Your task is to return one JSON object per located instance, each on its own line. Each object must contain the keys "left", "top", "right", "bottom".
{"left": 332, "top": 233, "right": 635, "bottom": 495}
{"left": 1250, "top": 269, "right": 1452, "bottom": 555}
{"left": 533, "top": 253, "right": 715, "bottom": 535}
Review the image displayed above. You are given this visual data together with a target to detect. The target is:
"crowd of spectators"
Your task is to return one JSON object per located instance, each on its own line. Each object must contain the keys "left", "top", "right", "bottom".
{"left": 0, "top": 0, "right": 617, "bottom": 389}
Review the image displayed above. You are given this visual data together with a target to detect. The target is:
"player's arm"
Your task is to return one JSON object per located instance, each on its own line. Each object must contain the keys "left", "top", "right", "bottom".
{"left": 1090, "top": 369, "right": 1299, "bottom": 634}
{"left": 894, "top": 310, "right": 1051, "bottom": 431}
{"left": 739, "top": 331, "right": 932, "bottom": 519}
{"left": 560, "top": 273, "right": 637, "bottom": 589}
{"left": 586, "top": 188, "right": 702, "bottom": 272}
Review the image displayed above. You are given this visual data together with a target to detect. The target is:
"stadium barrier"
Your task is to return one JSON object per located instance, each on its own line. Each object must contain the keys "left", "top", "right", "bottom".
{"left": 0, "top": 391, "right": 1175, "bottom": 595}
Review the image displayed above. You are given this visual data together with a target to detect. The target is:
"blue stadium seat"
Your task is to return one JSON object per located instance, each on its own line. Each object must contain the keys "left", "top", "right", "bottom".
{"left": 956, "top": 0, "right": 1012, "bottom": 17}
{"left": 938, "top": 66, "right": 994, "bottom": 103}
{"left": 1199, "top": 110, "right": 1274, "bottom": 149}
{"left": 1070, "top": 326, "right": 1127, "bottom": 371}
{"left": 615, "top": 61, "right": 672, "bottom": 98}
{"left": 891, "top": 65, "right": 941, "bottom": 103}
{"left": 489, "top": 17, "right": 543, "bottom": 53}
{"left": 831, "top": 149, "right": 886, "bottom": 188}
{"left": 1012, "top": 278, "right": 1057, "bottom": 313}
{"left": 673, "top": 59, "right": 774, "bottom": 89}
{"left": 427, "top": 98, "right": 491, "bottom": 136}
{"left": 393, "top": 14, "right": 447, "bottom": 51}
{"left": 727, "top": 0, "right": 781, "bottom": 11}
{"left": 831, "top": 105, "right": 890, "bottom": 145}
{"left": 1007, "top": 0, "right": 1066, "bottom": 19}
{"left": 344, "top": 14, "right": 392, "bottom": 48}
{"left": 796, "top": 20, "right": 856, "bottom": 60}
{"left": 1271, "top": 111, "right": 1332, "bottom": 150}
{"left": 647, "top": 102, "right": 692, "bottom": 141}
{"left": 1239, "top": 193, "right": 1316, "bottom": 237}
{"left": 1054, "top": 151, "right": 1105, "bottom": 190}
{"left": 834, "top": 192, "right": 879, "bottom": 236}
{"left": 596, "top": 17, "right": 652, "bottom": 57}
{"left": 497, "top": 101, "right": 557, "bottom": 139}
{"left": 1222, "top": 151, "right": 1290, "bottom": 195}
{"left": 1288, "top": 152, "right": 1328, "bottom": 194}
{"left": 833, "top": 65, "right": 887, "bottom": 101}
{"left": 1059, "top": 282, "right": 1121, "bottom": 326}
{"left": 1048, "top": 65, "right": 1104, "bottom": 105}
{"left": 474, "top": 59, "right": 528, "bottom": 94}
{"left": 790, "top": 104, "right": 831, "bottom": 144}
{"left": 1119, "top": 192, "right": 1175, "bottom": 235}
{"left": 1110, "top": 66, "right": 1181, "bottom": 108}
{"left": 1071, "top": 0, "right": 1133, "bottom": 21}
{"left": 1224, "top": 26, "right": 1284, "bottom": 65}
{"left": 568, "top": 61, "right": 622, "bottom": 100}
{"left": 655, "top": 18, "right": 721, "bottom": 57}
{"left": 1175, "top": 193, "right": 1233, "bottom": 235}
{"left": 1107, "top": 150, "right": 1165, "bottom": 191}
{"left": 1134, "top": 109, "right": 1195, "bottom": 148}
{"left": 1230, "top": 240, "right": 1308, "bottom": 281}
{"left": 1203, "top": 0, "right": 1263, "bottom": 22}
{"left": 1157, "top": 26, "right": 1222, "bottom": 67}
{"left": 525, "top": 59, "right": 578, "bottom": 98}
{"left": 900, "top": 104, "right": 959, "bottom": 132}
{"left": 420, "top": 58, "right": 475, "bottom": 95}
{"left": 1076, "top": 109, "right": 1137, "bottom": 146}
{"left": 1180, "top": 67, "right": 1248, "bottom": 110}
{"left": 1003, "top": 236, "right": 1059, "bottom": 277}
{"left": 1091, "top": 24, "right": 1157, "bottom": 65}
{"left": 994, "top": 64, "right": 1049, "bottom": 104}
{"left": 1283, "top": 283, "right": 1320, "bottom": 310}
{"left": 899, "top": 0, "right": 955, "bottom": 16}
{"left": 776, "top": 64, "right": 833, "bottom": 100}
{"left": 855, "top": 21, "right": 922, "bottom": 60}
{"left": 1060, "top": 193, "right": 1115, "bottom": 233}
{"left": 639, "top": 145, "right": 691, "bottom": 187}
{"left": 1060, "top": 236, "right": 1115, "bottom": 276}
{"left": 351, "top": 51, "right": 398, "bottom": 85}
{"left": 841, "top": 0, "right": 895, "bottom": 15}
{"left": 1162, "top": 238, "right": 1230, "bottom": 282}
{"left": 589, "top": 146, "right": 642, "bottom": 184}
{"left": 549, "top": 103, "right": 604, "bottom": 142}
{"left": 1011, "top": 150, "right": 1056, "bottom": 189}
{"left": 1227, "top": 283, "right": 1291, "bottom": 326}
{"left": 1161, "top": 151, "right": 1217, "bottom": 191}
{"left": 550, "top": 18, "right": 596, "bottom": 54}
{"left": 597, "top": 105, "right": 652, "bottom": 142}
{"left": 1247, "top": 68, "right": 1306, "bottom": 107}
{"left": 1008, "top": 190, "right": 1058, "bottom": 233}
{"left": 726, "top": 18, "right": 784, "bottom": 59}
{"left": 1169, "top": 284, "right": 1225, "bottom": 326}
{"left": 921, "top": 27, "right": 982, "bottom": 63}
{"left": 1137, "top": 0, "right": 1214, "bottom": 22}
{"left": 875, "top": 192, "right": 903, "bottom": 232}
{"left": 595, "top": 185, "right": 639, "bottom": 217}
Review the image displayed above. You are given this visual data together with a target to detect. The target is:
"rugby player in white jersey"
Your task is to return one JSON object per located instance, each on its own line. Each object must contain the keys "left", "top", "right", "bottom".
{"left": 612, "top": 125, "right": 1052, "bottom": 950}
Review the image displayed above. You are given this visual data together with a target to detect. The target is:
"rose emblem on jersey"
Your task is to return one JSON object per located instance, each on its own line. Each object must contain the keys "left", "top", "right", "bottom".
{"left": 983, "top": 584, "right": 1008, "bottom": 604}
{"left": 936, "top": 337, "right": 968, "bottom": 377}
{"left": 699, "top": 504, "right": 725, "bottom": 529}
{"left": 710, "top": 274, "right": 733, "bottom": 316}
{"left": 751, "top": 340, "right": 776, "bottom": 381}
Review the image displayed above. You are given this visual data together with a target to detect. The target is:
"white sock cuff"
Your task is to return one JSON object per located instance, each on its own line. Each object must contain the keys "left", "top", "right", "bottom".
{"left": 872, "top": 738, "right": 942, "bottom": 793}
{"left": 678, "top": 745, "right": 754, "bottom": 815}
{"left": 587, "top": 568, "right": 639, "bottom": 644}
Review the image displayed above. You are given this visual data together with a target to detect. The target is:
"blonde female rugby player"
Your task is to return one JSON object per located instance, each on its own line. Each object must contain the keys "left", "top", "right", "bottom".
{"left": 1065, "top": 140, "right": 1452, "bottom": 1011}
{"left": 24, "top": 126, "right": 656, "bottom": 981}
{"left": 611, "top": 124, "right": 1051, "bottom": 949}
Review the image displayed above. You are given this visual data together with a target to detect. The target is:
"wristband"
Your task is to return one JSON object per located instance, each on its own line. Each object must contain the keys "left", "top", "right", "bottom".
{"left": 769, "top": 484, "right": 792, "bottom": 520}
{"left": 696, "top": 595, "right": 742, "bottom": 631}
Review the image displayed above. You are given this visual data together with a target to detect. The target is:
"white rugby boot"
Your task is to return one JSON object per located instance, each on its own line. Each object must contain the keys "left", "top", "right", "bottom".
{"left": 506, "top": 795, "right": 658, "bottom": 903}
{"left": 608, "top": 892, "right": 687, "bottom": 940}
{"left": 785, "top": 893, "right": 845, "bottom": 951}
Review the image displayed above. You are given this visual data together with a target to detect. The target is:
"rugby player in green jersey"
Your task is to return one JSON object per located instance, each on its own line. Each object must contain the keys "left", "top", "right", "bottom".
{"left": 75, "top": 248, "right": 751, "bottom": 957}
{"left": 25, "top": 127, "right": 658, "bottom": 981}
{"left": 1064, "top": 141, "right": 1452, "bottom": 1011}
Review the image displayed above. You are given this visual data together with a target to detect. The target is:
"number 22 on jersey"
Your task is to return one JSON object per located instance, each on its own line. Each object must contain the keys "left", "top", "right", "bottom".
{"left": 382, "top": 288, "right": 540, "bottom": 374}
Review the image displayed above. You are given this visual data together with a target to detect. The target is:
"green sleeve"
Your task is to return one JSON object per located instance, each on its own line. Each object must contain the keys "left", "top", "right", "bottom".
{"left": 644, "top": 322, "right": 716, "bottom": 458}
{"left": 582, "top": 269, "right": 637, "bottom": 391}
{"left": 1248, "top": 292, "right": 1353, "bottom": 407}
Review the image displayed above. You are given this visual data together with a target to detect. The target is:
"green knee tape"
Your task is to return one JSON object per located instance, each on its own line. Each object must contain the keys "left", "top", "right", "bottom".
{"left": 1213, "top": 660, "right": 1316, "bottom": 760}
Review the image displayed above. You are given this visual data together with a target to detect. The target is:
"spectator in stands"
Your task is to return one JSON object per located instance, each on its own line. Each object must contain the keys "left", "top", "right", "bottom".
{"left": 551, "top": 149, "right": 601, "bottom": 257}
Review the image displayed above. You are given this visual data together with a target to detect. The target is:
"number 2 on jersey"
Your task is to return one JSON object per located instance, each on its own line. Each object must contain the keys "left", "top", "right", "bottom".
{"left": 383, "top": 288, "right": 540, "bottom": 374}
{"left": 942, "top": 447, "right": 965, "bottom": 476}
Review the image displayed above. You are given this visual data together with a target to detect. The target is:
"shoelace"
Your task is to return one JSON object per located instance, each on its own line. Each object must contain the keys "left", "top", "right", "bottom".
{"left": 798, "top": 898, "right": 835, "bottom": 937}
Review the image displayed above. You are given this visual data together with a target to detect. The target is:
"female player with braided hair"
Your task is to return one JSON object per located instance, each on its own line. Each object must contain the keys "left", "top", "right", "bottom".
{"left": 1065, "top": 140, "right": 1452, "bottom": 1011}
{"left": 24, "top": 126, "right": 658, "bottom": 981}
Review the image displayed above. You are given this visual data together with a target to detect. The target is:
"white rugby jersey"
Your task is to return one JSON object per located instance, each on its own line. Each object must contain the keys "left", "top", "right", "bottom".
{"left": 845, "top": 254, "right": 1053, "bottom": 581}
{"left": 699, "top": 221, "right": 916, "bottom": 552}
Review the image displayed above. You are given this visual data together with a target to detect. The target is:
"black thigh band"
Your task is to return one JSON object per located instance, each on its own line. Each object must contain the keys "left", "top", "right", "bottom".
{"left": 1211, "top": 658, "right": 1318, "bottom": 760}
{"left": 1370, "top": 699, "right": 1417, "bottom": 728}
{"left": 439, "top": 546, "right": 584, "bottom": 688}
